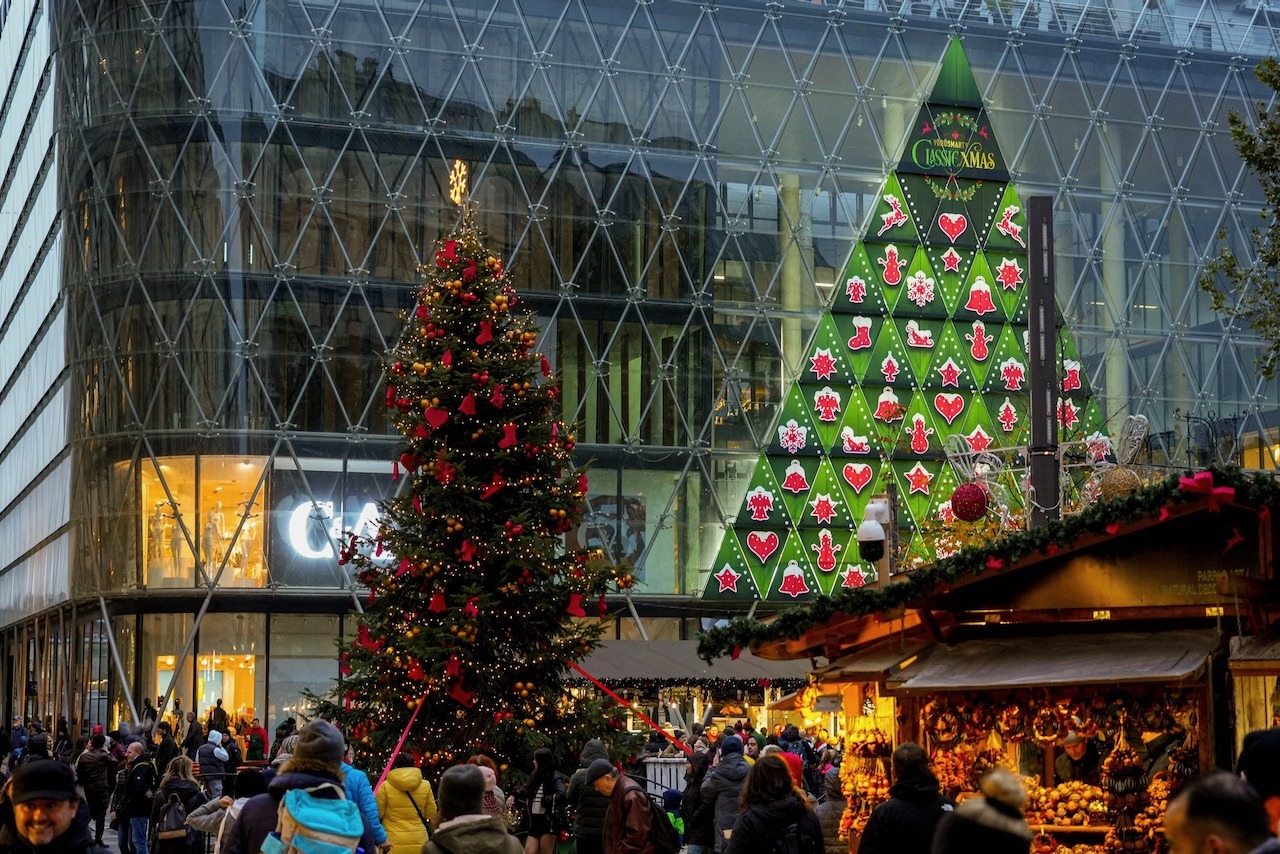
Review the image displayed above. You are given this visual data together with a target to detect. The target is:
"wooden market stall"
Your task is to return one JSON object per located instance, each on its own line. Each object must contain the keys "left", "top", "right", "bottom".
{"left": 720, "top": 469, "right": 1280, "bottom": 854}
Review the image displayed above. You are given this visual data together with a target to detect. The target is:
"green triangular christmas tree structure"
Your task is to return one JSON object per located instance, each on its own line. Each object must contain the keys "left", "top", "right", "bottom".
{"left": 705, "top": 37, "right": 1103, "bottom": 600}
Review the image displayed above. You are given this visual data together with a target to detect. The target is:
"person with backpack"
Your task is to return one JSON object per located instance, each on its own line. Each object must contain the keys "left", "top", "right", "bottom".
{"left": 151, "top": 755, "right": 207, "bottom": 854}
{"left": 375, "top": 752, "right": 435, "bottom": 853}
{"left": 75, "top": 732, "right": 117, "bottom": 847}
{"left": 0, "top": 760, "right": 110, "bottom": 853}
{"left": 510, "top": 747, "right": 566, "bottom": 854}
{"left": 724, "top": 755, "right": 823, "bottom": 854}
{"left": 566, "top": 738, "right": 611, "bottom": 854}
{"left": 242, "top": 719, "right": 268, "bottom": 762}
{"left": 223, "top": 719, "right": 377, "bottom": 854}
{"left": 120, "top": 741, "right": 158, "bottom": 854}
{"left": 424, "top": 764, "right": 522, "bottom": 854}
{"left": 699, "top": 734, "right": 750, "bottom": 853}
{"left": 184, "top": 769, "right": 267, "bottom": 853}
{"left": 195, "top": 731, "right": 229, "bottom": 798}
{"left": 681, "top": 753, "right": 715, "bottom": 854}
{"left": 586, "top": 758, "right": 660, "bottom": 854}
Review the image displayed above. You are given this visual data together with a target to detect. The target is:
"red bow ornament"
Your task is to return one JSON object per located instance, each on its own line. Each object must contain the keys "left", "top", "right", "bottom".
{"left": 1178, "top": 471, "right": 1235, "bottom": 512}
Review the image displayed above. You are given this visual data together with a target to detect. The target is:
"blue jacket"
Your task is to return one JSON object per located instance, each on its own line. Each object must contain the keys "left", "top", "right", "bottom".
{"left": 223, "top": 769, "right": 378, "bottom": 854}
{"left": 343, "top": 761, "right": 388, "bottom": 845}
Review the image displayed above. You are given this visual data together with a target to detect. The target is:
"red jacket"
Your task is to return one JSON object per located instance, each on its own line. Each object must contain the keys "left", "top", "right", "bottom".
{"left": 603, "top": 776, "right": 656, "bottom": 854}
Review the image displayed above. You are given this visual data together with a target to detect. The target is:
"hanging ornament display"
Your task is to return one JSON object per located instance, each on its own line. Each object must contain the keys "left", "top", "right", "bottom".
{"left": 1095, "top": 415, "right": 1149, "bottom": 501}
{"left": 950, "top": 482, "right": 989, "bottom": 522}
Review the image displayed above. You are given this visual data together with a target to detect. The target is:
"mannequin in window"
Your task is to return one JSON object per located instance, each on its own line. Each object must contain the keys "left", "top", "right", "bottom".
{"left": 169, "top": 517, "right": 184, "bottom": 577}
{"left": 238, "top": 519, "right": 256, "bottom": 580}
{"left": 203, "top": 513, "right": 224, "bottom": 568}
{"left": 148, "top": 503, "right": 166, "bottom": 566}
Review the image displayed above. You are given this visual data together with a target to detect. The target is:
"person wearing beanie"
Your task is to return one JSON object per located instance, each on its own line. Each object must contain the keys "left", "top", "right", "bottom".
{"left": 1164, "top": 770, "right": 1280, "bottom": 854}
{"left": 376, "top": 753, "right": 436, "bottom": 853}
{"left": 931, "top": 768, "right": 1032, "bottom": 854}
{"left": 1237, "top": 728, "right": 1280, "bottom": 835}
{"left": 724, "top": 755, "right": 823, "bottom": 854}
{"left": 700, "top": 734, "right": 750, "bottom": 853}
{"left": 859, "top": 742, "right": 956, "bottom": 854}
{"left": 813, "top": 767, "right": 848, "bottom": 854}
{"left": 0, "top": 760, "right": 110, "bottom": 853}
{"left": 195, "top": 729, "right": 229, "bottom": 798}
{"left": 423, "top": 765, "right": 522, "bottom": 854}
{"left": 566, "top": 738, "right": 612, "bottom": 854}
{"left": 778, "top": 751, "right": 811, "bottom": 800}
{"left": 588, "top": 758, "right": 656, "bottom": 854}
{"left": 223, "top": 720, "right": 377, "bottom": 854}
{"left": 1054, "top": 731, "right": 1100, "bottom": 785}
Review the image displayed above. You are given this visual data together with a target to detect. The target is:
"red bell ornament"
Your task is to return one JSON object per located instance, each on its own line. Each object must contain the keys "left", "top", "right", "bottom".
{"left": 950, "top": 482, "right": 989, "bottom": 522}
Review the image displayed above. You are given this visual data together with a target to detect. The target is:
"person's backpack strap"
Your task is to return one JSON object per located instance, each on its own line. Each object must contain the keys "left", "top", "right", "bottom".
{"left": 403, "top": 789, "right": 433, "bottom": 839}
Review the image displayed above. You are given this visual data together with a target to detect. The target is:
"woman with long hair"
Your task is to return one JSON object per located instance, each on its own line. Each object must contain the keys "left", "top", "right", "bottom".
{"left": 682, "top": 751, "right": 716, "bottom": 854}
{"left": 512, "top": 747, "right": 566, "bottom": 854}
{"left": 725, "top": 755, "right": 823, "bottom": 854}
{"left": 152, "top": 755, "right": 208, "bottom": 853}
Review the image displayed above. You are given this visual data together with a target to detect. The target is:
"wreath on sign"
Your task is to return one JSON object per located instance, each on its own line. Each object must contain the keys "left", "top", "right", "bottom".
{"left": 925, "top": 176, "right": 982, "bottom": 202}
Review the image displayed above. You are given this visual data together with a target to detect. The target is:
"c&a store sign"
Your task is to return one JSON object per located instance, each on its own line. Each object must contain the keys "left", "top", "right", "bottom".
{"left": 899, "top": 107, "right": 1007, "bottom": 181}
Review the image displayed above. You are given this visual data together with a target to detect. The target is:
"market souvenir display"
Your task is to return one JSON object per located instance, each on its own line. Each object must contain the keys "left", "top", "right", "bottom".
{"left": 968, "top": 728, "right": 1014, "bottom": 791}
{"left": 931, "top": 747, "right": 968, "bottom": 799}
{"left": 839, "top": 717, "right": 893, "bottom": 840}
{"left": 1025, "top": 780, "right": 1107, "bottom": 827}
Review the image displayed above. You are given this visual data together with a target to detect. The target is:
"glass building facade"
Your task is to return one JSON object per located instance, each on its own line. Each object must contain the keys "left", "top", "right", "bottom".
{"left": 0, "top": 0, "right": 1277, "bottom": 729}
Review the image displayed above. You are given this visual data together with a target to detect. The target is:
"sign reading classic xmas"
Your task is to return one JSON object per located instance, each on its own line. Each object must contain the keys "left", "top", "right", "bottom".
{"left": 898, "top": 107, "right": 1007, "bottom": 181}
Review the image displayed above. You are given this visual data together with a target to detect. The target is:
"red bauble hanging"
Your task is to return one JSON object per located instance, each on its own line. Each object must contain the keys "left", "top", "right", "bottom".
{"left": 951, "top": 482, "right": 989, "bottom": 522}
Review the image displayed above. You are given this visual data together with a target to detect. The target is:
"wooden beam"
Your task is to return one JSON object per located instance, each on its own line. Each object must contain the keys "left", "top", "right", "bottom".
{"left": 950, "top": 604, "right": 1239, "bottom": 625}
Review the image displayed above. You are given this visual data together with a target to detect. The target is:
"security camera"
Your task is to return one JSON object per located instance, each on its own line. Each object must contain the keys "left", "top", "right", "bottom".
{"left": 857, "top": 498, "right": 892, "bottom": 563}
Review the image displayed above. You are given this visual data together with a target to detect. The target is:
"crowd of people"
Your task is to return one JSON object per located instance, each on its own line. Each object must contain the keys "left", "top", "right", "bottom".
{"left": 0, "top": 711, "right": 1280, "bottom": 853}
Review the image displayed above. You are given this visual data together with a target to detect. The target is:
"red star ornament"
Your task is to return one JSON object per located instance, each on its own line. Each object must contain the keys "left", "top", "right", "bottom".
{"left": 841, "top": 567, "right": 866, "bottom": 588}
{"left": 966, "top": 426, "right": 993, "bottom": 452}
{"left": 809, "top": 347, "right": 838, "bottom": 381}
{"left": 995, "top": 257, "right": 1023, "bottom": 290}
{"left": 904, "top": 462, "right": 934, "bottom": 495}
{"left": 809, "top": 493, "right": 838, "bottom": 525}
{"left": 936, "top": 358, "right": 963, "bottom": 388}
{"left": 940, "top": 247, "right": 962, "bottom": 272}
{"left": 1056, "top": 399, "right": 1080, "bottom": 430}
{"left": 714, "top": 564, "right": 742, "bottom": 593}
{"left": 445, "top": 654, "right": 462, "bottom": 677}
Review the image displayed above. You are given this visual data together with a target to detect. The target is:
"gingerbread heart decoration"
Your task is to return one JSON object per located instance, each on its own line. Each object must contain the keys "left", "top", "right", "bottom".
{"left": 842, "top": 462, "right": 874, "bottom": 494}
{"left": 745, "top": 531, "right": 780, "bottom": 563}
{"left": 938, "top": 213, "right": 967, "bottom": 243}
{"left": 934, "top": 393, "right": 965, "bottom": 425}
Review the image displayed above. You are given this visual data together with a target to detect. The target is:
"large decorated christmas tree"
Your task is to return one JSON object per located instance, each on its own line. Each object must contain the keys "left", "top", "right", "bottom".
{"left": 704, "top": 38, "right": 1103, "bottom": 602}
{"left": 314, "top": 216, "right": 633, "bottom": 778}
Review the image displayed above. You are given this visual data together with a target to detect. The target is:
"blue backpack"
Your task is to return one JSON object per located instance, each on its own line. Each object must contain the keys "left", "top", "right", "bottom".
{"left": 260, "top": 782, "right": 364, "bottom": 854}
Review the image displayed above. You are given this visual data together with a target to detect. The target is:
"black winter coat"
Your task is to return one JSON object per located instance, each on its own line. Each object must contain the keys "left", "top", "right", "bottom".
{"left": 566, "top": 739, "right": 611, "bottom": 840}
{"left": 724, "top": 794, "right": 823, "bottom": 854}
{"left": 222, "top": 769, "right": 378, "bottom": 854}
{"left": 150, "top": 779, "right": 207, "bottom": 854}
{"left": 681, "top": 769, "right": 715, "bottom": 848}
{"left": 0, "top": 816, "right": 110, "bottom": 854}
{"left": 700, "top": 756, "right": 750, "bottom": 853}
{"left": 811, "top": 771, "right": 847, "bottom": 854}
{"left": 858, "top": 774, "right": 956, "bottom": 854}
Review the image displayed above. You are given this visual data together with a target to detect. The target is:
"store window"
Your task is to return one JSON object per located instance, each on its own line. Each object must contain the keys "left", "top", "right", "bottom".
{"left": 141, "top": 456, "right": 269, "bottom": 588}
{"left": 267, "top": 614, "right": 339, "bottom": 731}
{"left": 195, "top": 614, "right": 265, "bottom": 736}
{"left": 140, "top": 613, "right": 195, "bottom": 730}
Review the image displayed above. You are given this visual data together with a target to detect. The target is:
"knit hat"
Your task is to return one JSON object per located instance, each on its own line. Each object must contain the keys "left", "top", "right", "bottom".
{"left": 933, "top": 768, "right": 1032, "bottom": 854}
{"left": 91, "top": 725, "right": 104, "bottom": 735}
{"left": 780, "top": 751, "right": 804, "bottom": 787}
{"left": 208, "top": 730, "right": 223, "bottom": 746}
{"left": 438, "top": 764, "right": 486, "bottom": 821}
{"left": 719, "top": 734, "right": 743, "bottom": 758}
{"left": 1238, "top": 729, "right": 1280, "bottom": 800}
{"left": 10, "top": 761, "right": 78, "bottom": 805}
{"left": 476, "top": 764, "right": 498, "bottom": 793}
{"left": 292, "top": 720, "right": 345, "bottom": 768}
{"left": 585, "top": 757, "right": 616, "bottom": 786}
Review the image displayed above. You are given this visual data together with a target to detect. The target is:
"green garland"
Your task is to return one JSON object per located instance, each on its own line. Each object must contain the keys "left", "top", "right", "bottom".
{"left": 925, "top": 176, "right": 982, "bottom": 201}
{"left": 697, "top": 466, "right": 1280, "bottom": 662}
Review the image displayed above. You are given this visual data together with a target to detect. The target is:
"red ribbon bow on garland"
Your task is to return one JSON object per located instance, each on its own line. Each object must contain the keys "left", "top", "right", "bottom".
{"left": 1178, "top": 471, "right": 1236, "bottom": 512}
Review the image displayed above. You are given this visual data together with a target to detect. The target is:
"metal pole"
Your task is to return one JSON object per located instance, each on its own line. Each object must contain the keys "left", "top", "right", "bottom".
{"left": 1027, "top": 196, "right": 1060, "bottom": 527}
{"left": 97, "top": 598, "right": 140, "bottom": 728}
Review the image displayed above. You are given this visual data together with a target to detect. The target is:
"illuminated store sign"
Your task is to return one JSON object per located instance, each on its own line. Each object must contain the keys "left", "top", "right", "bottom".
{"left": 285, "top": 501, "right": 382, "bottom": 558}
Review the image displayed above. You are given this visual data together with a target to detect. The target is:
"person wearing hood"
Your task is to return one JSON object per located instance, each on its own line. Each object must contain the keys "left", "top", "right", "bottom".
{"left": 699, "top": 734, "right": 751, "bottom": 853}
{"left": 0, "top": 760, "right": 110, "bottom": 854}
{"left": 859, "top": 742, "right": 955, "bottom": 854}
{"left": 342, "top": 742, "right": 388, "bottom": 851}
{"left": 195, "top": 731, "right": 229, "bottom": 799}
{"left": 376, "top": 753, "right": 436, "bottom": 853}
{"left": 423, "top": 764, "right": 521, "bottom": 854}
{"left": 150, "top": 756, "right": 207, "bottom": 854}
{"left": 724, "top": 755, "right": 823, "bottom": 854}
{"left": 812, "top": 768, "right": 848, "bottom": 854}
{"left": 566, "top": 738, "right": 611, "bottom": 854}
{"left": 681, "top": 752, "right": 715, "bottom": 854}
{"left": 184, "top": 769, "right": 267, "bottom": 853}
{"left": 17, "top": 725, "right": 49, "bottom": 768}
{"left": 931, "top": 768, "right": 1032, "bottom": 854}
{"left": 223, "top": 720, "right": 377, "bottom": 854}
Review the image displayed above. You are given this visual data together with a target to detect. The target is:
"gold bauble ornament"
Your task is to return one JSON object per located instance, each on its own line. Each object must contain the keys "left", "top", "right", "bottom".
{"left": 1099, "top": 466, "right": 1142, "bottom": 499}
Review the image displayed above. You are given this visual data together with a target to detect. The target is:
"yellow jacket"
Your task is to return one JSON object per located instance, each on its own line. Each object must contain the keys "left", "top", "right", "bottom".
{"left": 376, "top": 765, "right": 438, "bottom": 853}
